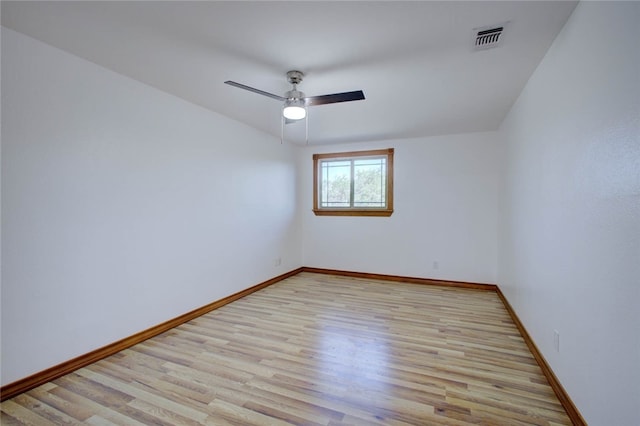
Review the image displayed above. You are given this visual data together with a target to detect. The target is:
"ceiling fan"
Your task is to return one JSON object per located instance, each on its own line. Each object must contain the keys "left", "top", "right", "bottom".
{"left": 224, "top": 70, "right": 365, "bottom": 123}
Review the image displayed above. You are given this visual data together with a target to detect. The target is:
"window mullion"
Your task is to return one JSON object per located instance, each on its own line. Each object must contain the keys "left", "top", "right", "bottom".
{"left": 349, "top": 159, "right": 355, "bottom": 208}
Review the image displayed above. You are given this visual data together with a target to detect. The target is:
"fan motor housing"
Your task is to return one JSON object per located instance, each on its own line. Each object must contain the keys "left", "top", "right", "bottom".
{"left": 285, "top": 89, "right": 305, "bottom": 100}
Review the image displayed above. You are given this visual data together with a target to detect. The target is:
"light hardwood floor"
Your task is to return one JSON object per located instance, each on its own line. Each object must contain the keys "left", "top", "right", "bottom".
{"left": 1, "top": 272, "right": 571, "bottom": 425}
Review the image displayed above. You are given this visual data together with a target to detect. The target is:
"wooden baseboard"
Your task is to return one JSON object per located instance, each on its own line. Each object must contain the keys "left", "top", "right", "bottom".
{"left": 495, "top": 288, "right": 587, "bottom": 426}
{"left": 301, "top": 267, "right": 498, "bottom": 291}
{"left": 0, "top": 267, "right": 303, "bottom": 402}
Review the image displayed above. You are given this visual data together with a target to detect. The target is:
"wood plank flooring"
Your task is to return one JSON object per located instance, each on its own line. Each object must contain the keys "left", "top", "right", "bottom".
{"left": 1, "top": 272, "right": 571, "bottom": 425}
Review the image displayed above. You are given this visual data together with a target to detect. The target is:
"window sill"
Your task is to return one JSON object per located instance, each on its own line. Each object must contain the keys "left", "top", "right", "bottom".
{"left": 312, "top": 209, "right": 394, "bottom": 217}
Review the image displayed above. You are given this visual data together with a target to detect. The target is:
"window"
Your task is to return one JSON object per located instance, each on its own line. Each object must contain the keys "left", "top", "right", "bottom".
{"left": 313, "top": 148, "right": 394, "bottom": 217}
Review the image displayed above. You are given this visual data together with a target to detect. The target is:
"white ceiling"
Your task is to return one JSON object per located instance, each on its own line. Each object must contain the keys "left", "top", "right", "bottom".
{"left": 1, "top": 1, "right": 577, "bottom": 145}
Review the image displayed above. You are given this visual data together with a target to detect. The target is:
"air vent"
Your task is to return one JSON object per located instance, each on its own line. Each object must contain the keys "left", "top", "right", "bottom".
{"left": 473, "top": 24, "right": 507, "bottom": 50}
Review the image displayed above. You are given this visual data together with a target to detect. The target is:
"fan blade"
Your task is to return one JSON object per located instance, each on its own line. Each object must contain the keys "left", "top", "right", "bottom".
{"left": 224, "top": 81, "right": 285, "bottom": 101}
{"left": 305, "top": 90, "right": 365, "bottom": 106}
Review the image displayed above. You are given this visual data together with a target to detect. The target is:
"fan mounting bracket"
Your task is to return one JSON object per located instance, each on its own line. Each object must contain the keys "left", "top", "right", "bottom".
{"left": 286, "top": 70, "right": 304, "bottom": 85}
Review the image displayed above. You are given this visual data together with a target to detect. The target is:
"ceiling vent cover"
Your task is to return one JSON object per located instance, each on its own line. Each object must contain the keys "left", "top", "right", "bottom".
{"left": 473, "top": 24, "right": 506, "bottom": 50}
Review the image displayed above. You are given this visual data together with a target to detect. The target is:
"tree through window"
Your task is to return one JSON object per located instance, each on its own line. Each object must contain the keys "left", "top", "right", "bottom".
{"left": 313, "top": 149, "right": 394, "bottom": 216}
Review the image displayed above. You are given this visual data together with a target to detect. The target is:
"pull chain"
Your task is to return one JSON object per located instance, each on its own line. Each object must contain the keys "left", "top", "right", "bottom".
{"left": 305, "top": 110, "right": 309, "bottom": 145}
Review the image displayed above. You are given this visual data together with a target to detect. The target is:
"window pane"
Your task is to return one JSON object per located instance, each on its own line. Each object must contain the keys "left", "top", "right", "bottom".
{"left": 313, "top": 149, "right": 393, "bottom": 216}
{"left": 354, "top": 158, "right": 386, "bottom": 207}
{"left": 321, "top": 160, "right": 350, "bottom": 208}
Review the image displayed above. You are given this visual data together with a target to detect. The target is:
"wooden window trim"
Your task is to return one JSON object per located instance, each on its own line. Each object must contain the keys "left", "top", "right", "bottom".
{"left": 313, "top": 148, "right": 394, "bottom": 217}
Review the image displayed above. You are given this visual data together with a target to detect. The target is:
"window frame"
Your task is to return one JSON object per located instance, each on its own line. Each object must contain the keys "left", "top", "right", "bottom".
{"left": 312, "top": 148, "right": 394, "bottom": 217}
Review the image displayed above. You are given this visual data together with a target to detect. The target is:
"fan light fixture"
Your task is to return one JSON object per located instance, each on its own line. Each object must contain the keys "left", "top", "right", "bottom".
{"left": 283, "top": 98, "right": 306, "bottom": 120}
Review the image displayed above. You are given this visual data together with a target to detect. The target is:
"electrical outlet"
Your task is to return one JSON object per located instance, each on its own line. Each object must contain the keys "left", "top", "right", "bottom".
{"left": 433, "top": 261, "right": 439, "bottom": 270}
{"left": 553, "top": 330, "right": 560, "bottom": 352}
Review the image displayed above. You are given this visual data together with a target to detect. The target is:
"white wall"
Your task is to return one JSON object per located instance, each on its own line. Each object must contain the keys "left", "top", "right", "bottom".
{"left": 497, "top": 2, "right": 640, "bottom": 425}
{"left": 1, "top": 28, "right": 302, "bottom": 386}
{"left": 299, "top": 132, "right": 500, "bottom": 284}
